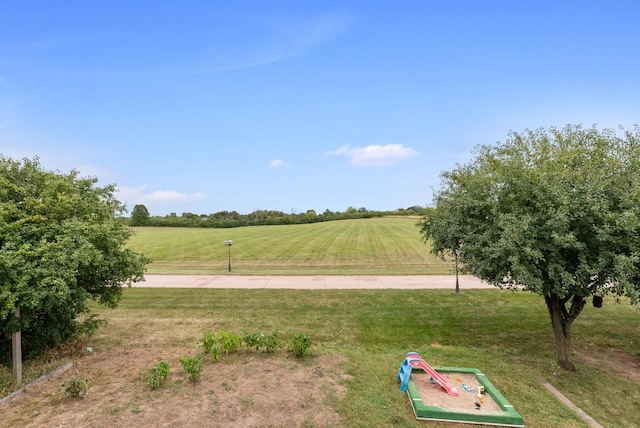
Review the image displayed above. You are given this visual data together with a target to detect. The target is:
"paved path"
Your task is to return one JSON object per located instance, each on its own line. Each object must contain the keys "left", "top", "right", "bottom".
{"left": 134, "top": 274, "right": 493, "bottom": 290}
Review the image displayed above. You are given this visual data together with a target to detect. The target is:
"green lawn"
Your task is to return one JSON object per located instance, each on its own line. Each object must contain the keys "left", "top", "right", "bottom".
{"left": 6, "top": 289, "right": 633, "bottom": 426}
{"left": 3, "top": 218, "right": 639, "bottom": 427}
{"left": 128, "top": 217, "right": 453, "bottom": 274}
{"left": 89, "top": 288, "right": 639, "bottom": 427}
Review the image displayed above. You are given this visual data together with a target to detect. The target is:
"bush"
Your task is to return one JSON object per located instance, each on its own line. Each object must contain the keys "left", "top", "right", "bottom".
{"left": 217, "top": 331, "right": 242, "bottom": 354}
{"left": 0, "top": 156, "right": 148, "bottom": 363}
{"left": 140, "top": 360, "right": 170, "bottom": 389}
{"left": 263, "top": 330, "right": 281, "bottom": 353}
{"left": 210, "top": 342, "right": 221, "bottom": 362}
{"left": 290, "top": 333, "right": 312, "bottom": 358}
{"left": 201, "top": 331, "right": 217, "bottom": 354}
{"left": 242, "top": 331, "right": 264, "bottom": 352}
{"left": 179, "top": 354, "right": 203, "bottom": 382}
{"left": 62, "top": 376, "right": 91, "bottom": 397}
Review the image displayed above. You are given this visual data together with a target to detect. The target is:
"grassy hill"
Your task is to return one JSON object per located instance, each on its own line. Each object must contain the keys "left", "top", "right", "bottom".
{"left": 128, "top": 217, "right": 453, "bottom": 275}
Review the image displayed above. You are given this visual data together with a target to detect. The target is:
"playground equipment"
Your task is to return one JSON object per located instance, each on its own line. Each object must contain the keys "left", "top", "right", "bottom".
{"left": 398, "top": 352, "right": 459, "bottom": 396}
{"left": 397, "top": 352, "right": 525, "bottom": 427}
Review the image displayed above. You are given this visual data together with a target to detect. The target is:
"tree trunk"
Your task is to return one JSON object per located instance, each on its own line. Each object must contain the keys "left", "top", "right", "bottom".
{"left": 544, "top": 294, "right": 586, "bottom": 371}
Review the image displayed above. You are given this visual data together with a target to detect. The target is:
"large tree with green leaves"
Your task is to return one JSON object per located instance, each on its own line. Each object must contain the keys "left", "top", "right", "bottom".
{"left": 130, "top": 204, "right": 150, "bottom": 226}
{"left": 0, "top": 156, "right": 149, "bottom": 361}
{"left": 418, "top": 125, "right": 640, "bottom": 370}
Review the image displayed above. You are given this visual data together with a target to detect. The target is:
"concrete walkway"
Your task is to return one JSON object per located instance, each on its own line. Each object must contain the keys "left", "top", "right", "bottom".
{"left": 134, "top": 274, "right": 493, "bottom": 290}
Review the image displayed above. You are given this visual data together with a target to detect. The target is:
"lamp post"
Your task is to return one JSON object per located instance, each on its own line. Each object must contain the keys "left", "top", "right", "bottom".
{"left": 454, "top": 249, "right": 460, "bottom": 294}
{"left": 224, "top": 240, "right": 233, "bottom": 272}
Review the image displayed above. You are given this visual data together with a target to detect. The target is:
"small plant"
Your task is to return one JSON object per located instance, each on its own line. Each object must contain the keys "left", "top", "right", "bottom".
{"left": 201, "top": 331, "right": 218, "bottom": 354}
{"left": 140, "top": 360, "right": 170, "bottom": 389}
{"left": 210, "top": 342, "right": 221, "bottom": 362}
{"left": 243, "top": 331, "right": 264, "bottom": 352}
{"left": 263, "top": 330, "right": 281, "bottom": 353}
{"left": 200, "top": 331, "right": 222, "bottom": 362}
{"left": 62, "top": 376, "right": 91, "bottom": 397}
{"left": 290, "top": 333, "right": 312, "bottom": 358}
{"left": 240, "top": 396, "right": 254, "bottom": 410}
{"left": 217, "top": 331, "right": 242, "bottom": 354}
{"left": 180, "top": 354, "right": 204, "bottom": 382}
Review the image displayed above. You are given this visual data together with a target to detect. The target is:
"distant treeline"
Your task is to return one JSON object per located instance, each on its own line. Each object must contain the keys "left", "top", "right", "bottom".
{"left": 129, "top": 205, "right": 430, "bottom": 228}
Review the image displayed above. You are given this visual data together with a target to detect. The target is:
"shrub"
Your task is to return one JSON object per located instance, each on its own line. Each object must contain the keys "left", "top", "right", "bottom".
{"left": 217, "top": 331, "right": 242, "bottom": 354}
{"left": 62, "top": 376, "right": 91, "bottom": 397}
{"left": 0, "top": 156, "right": 148, "bottom": 363}
{"left": 263, "top": 330, "right": 281, "bottom": 353}
{"left": 140, "top": 360, "right": 170, "bottom": 389}
{"left": 201, "top": 331, "right": 218, "bottom": 354}
{"left": 210, "top": 342, "right": 221, "bottom": 362}
{"left": 179, "top": 354, "right": 203, "bottom": 382}
{"left": 290, "top": 333, "right": 312, "bottom": 358}
{"left": 242, "top": 331, "right": 264, "bottom": 352}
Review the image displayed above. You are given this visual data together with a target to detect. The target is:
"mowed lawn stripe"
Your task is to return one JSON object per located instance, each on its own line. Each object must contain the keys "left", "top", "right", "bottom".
{"left": 338, "top": 219, "right": 361, "bottom": 264}
{"left": 236, "top": 223, "right": 344, "bottom": 265}
{"left": 366, "top": 222, "right": 385, "bottom": 258}
{"left": 378, "top": 219, "right": 446, "bottom": 271}
{"left": 304, "top": 224, "right": 342, "bottom": 263}
{"left": 129, "top": 217, "right": 453, "bottom": 274}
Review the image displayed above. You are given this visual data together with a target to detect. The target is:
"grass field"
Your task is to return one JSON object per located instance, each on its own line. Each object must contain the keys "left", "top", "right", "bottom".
{"left": 107, "top": 289, "right": 640, "bottom": 427}
{"left": 128, "top": 217, "right": 453, "bottom": 275}
{"left": 3, "top": 218, "right": 639, "bottom": 426}
{"left": 4, "top": 289, "right": 638, "bottom": 427}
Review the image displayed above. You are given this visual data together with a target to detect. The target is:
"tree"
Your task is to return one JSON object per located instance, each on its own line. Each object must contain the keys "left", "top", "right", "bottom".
{"left": 305, "top": 209, "right": 317, "bottom": 222}
{"left": 0, "top": 156, "right": 149, "bottom": 362}
{"left": 130, "top": 204, "right": 150, "bottom": 226}
{"left": 418, "top": 125, "right": 640, "bottom": 371}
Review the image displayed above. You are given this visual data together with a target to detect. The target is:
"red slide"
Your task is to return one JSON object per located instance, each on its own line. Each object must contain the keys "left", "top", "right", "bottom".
{"left": 406, "top": 352, "right": 459, "bottom": 396}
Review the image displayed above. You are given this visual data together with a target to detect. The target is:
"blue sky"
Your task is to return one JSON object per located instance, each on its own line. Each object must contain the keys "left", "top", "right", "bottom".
{"left": 1, "top": 1, "right": 639, "bottom": 216}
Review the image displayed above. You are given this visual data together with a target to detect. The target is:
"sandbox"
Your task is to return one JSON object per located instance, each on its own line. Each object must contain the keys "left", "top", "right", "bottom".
{"left": 398, "top": 353, "right": 524, "bottom": 426}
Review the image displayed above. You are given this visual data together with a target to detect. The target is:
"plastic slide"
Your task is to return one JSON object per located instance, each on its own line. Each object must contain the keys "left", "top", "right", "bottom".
{"left": 398, "top": 352, "right": 459, "bottom": 396}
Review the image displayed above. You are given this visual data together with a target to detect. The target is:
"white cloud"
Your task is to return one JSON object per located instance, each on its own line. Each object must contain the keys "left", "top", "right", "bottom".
{"left": 325, "top": 145, "right": 351, "bottom": 157}
{"left": 269, "top": 159, "right": 289, "bottom": 168}
{"left": 325, "top": 144, "right": 418, "bottom": 167}
{"left": 52, "top": 12, "right": 353, "bottom": 78}
{"left": 115, "top": 185, "right": 205, "bottom": 207}
{"left": 253, "top": 11, "right": 353, "bottom": 66}
{"left": 185, "top": 11, "right": 353, "bottom": 74}
{"left": 145, "top": 190, "right": 205, "bottom": 202}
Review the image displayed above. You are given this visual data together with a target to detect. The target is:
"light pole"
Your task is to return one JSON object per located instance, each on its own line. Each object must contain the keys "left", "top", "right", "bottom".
{"left": 224, "top": 240, "right": 233, "bottom": 272}
{"left": 454, "top": 249, "right": 460, "bottom": 294}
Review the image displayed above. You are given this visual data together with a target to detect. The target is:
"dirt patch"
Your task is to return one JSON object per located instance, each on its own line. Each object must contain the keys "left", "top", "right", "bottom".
{"left": 412, "top": 372, "right": 501, "bottom": 413}
{"left": 575, "top": 347, "right": 640, "bottom": 382}
{"left": 2, "top": 348, "right": 349, "bottom": 427}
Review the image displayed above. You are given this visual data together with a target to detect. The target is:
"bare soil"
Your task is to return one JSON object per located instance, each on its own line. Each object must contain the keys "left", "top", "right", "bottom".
{"left": 575, "top": 346, "right": 640, "bottom": 383}
{"left": 2, "top": 348, "right": 350, "bottom": 428}
{"left": 3, "top": 342, "right": 638, "bottom": 427}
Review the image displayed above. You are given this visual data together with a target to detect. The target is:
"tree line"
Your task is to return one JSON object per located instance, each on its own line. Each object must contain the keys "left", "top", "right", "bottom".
{"left": 129, "top": 205, "right": 430, "bottom": 228}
